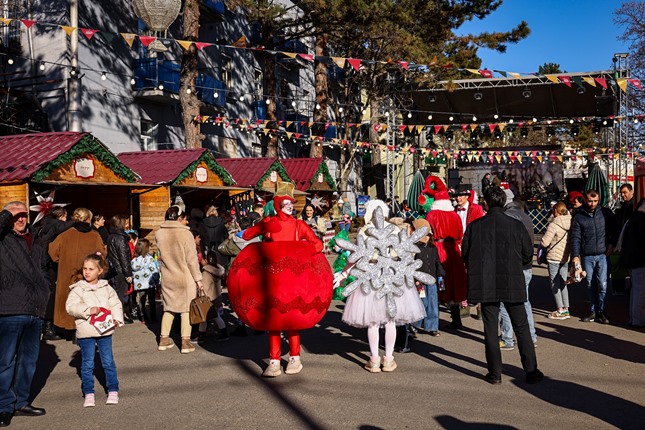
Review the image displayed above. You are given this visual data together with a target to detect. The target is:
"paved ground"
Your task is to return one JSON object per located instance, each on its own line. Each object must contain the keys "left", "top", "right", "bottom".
{"left": 10, "top": 260, "right": 645, "bottom": 430}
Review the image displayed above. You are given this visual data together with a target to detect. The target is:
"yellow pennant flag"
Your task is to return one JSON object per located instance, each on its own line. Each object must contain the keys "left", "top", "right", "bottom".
{"left": 428, "top": 56, "right": 438, "bottom": 66}
{"left": 495, "top": 155, "right": 502, "bottom": 163}
{"left": 545, "top": 75, "right": 560, "bottom": 84}
{"left": 498, "top": 124, "right": 506, "bottom": 132}
{"left": 381, "top": 124, "right": 387, "bottom": 131}
{"left": 557, "top": 155, "right": 563, "bottom": 163}
{"left": 121, "top": 33, "right": 136, "bottom": 48}
{"left": 0, "top": 18, "right": 11, "bottom": 25}
{"left": 263, "top": 128, "right": 270, "bottom": 135}
{"left": 466, "top": 68, "right": 480, "bottom": 76}
{"left": 286, "top": 132, "right": 293, "bottom": 139}
{"left": 177, "top": 40, "right": 192, "bottom": 51}
{"left": 286, "top": 121, "right": 293, "bottom": 129}
{"left": 617, "top": 78, "right": 628, "bottom": 92}
{"left": 470, "top": 124, "right": 478, "bottom": 132}
{"left": 537, "top": 156, "right": 543, "bottom": 162}
{"left": 467, "top": 154, "right": 474, "bottom": 162}
{"left": 282, "top": 52, "right": 297, "bottom": 58}
{"left": 308, "top": 122, "right": 314, "bottom": 128}
{"left": 517, "top": 155, "right": 522, "bottom": 163}
{"left": 233, "top": 35, "right": 246, "bottom": 48}
{"left": 416, "top": 125, "right": 424, "bottom": 134}
{"left": 201, "top": 116, "right": 210, "bottom": 123}
{"left": 508, "top": 72, "right": 521, "bottom": 79}
{"left": 583, "top": 77, "right": 596, "bottom": 87}
{"left": 443, "top": 125, "right": 449, "bottom": 132}
{"left": 61, "top": 25, "right": 76, "bottom": 36}
{"left": 331, "top": 57, "right": 346, "bottom": 69}
{"left": 408, "top": 125, "right": 414, "bottom": 133}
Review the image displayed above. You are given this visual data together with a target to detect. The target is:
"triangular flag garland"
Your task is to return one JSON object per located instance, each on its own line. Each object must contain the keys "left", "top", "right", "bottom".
{"left": 121, "top": 33, "right": 136, "bottom": 48}
{"left": 80, "top": 28, "right": 98, "bottom": 40}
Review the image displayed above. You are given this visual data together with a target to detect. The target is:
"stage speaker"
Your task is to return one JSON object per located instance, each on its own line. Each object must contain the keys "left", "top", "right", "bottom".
{"left": 595, "top": 96, "right": 617, "bottom": 117}
{"left": 447, "top": 168, "right": 460, "bottom": 189}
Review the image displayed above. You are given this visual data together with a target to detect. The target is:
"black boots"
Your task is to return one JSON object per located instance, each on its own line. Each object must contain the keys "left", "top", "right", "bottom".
{"left": 42, "top": 321, "right": 62, "bottom": 341}
{"left": 446, "top": 305, "right": 463, "bottom": 329}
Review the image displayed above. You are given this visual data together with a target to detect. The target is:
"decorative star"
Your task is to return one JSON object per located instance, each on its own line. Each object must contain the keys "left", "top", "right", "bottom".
{"left": 29, "top": 190, "right": 68, "bottom": 225}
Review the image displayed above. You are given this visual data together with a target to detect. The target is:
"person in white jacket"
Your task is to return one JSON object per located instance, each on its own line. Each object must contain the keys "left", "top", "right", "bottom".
{"left": 66, "top": 253, "right": 123, "bottom": 408}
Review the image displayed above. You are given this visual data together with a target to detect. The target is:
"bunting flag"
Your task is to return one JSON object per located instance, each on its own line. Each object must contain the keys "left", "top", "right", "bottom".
{"left": 347, "top": 58, "right": 361, "bottom": 72}
{"left": 617, "top": 78, "right": 628, "bottom": 92}
{"left": 282, "top": 52, "right": 297, "bottom": 58}
{"left": 479, "top": 69, "right": 493, "bottom": 78}
{"left": 470, "top": 124, "right": 478, "bottom": 132}
{"left": 508, "top": 72, "right": 521, "bottom": 79}
{"left": 21, "top": 19, "right": 36, "bottom": 29}
{"left": 331, "top": 57, "right": 346, "bottom": 69}
{"left": 583, "top": 76, "right": 597, "bottom": 87}
{"left": 595, "top": 77, "right": 608, "bottom": 89}
{"left": 121, "top": 33, "right": 136, "bottom": 47}
{"left": 0, "top": 18, "right": 12, "bottom": 25}
{"left": 233, "top": 35, "right": 246, "bottom": 48}
{"left": 428, "top": 56, "right": 438, "bottom": 66}
{"left": 80, "top": 28, "right": 98, "bottom": 40}
{"left": 101, "top": 31, "right": 116, "bottom": 43}
{"left": 629, "top": 78, "right": 642, "bottom": 89}
{"left": 138, "top": 36, "right": 156, "bottom": 47}
{"left": 559, "top": 76, "right": 572, "bottom": 87}
{"left": 177, "top": 40, "right": 192, "bottom": 51}
{"left": 61, "top": 25, "right": 76, "bottom": 36}
{"left": 545, "top": 75, "right": 559, "bottom": 84}
{"left": 466, "top": 68, "right": 480, "bottom": 76}
{"left": 571, "top": 76, "right": 585, "bottom": 90}
{"left": 195, "top": 42, "right": 212, "bottom": 50}
{"left": 398, "top": 61, "right": 408, "bottom": 70}
{"left": 298, "top": 53, "right": 313, "bottom": 62}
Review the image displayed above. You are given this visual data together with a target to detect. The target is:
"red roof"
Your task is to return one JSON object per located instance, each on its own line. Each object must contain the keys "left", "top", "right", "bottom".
{"left": 280, "top": 158, "right": 326, "bottom": 191}
{"left": 118, "top": 149, "right": 209, "bottom": 184}
{"left": 216, "top": 157, "right": 283, "bottom": 187}
{"left": 0, "top": 132, "right": 91, "bottom": 182}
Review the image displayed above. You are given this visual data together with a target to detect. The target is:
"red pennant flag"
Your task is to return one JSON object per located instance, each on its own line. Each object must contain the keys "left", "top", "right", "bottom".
{"left": 298, "top": 53, "right": 313, "bottom": 62}
{"left": 195, "top": 42, "right": 212, "bottom": 50}
{"left": 629, "top": 78, "right": 642, "bottom": 89}
{"left": 373, "top": 124, "right": 381, "bottom": 132}
{"left": 294, "top": 133, "right": 301, "bottom": 139}
{"left": 300, "top": 121, "right": 307, "bottom": 126}
{"left": 431, "top": 150, "right": 438, "bottom": 157}
{"left": 80, "top": 28, "right": 98, "bottom": 40}
{"left": 595, "top": 78, "right": 607, "bottom": 89}
{"left": 139, "top": 36, "right": 156, "bottom": 47}
{"left": 256, "top": 119, "right": 263, "bottom": 125}
{"left": 461, "top": 124, "right": 468, "bottom": 131}
{"left": 479, "top": 69, "right": 493, "bottom": 78}
{"left": 347, "top": 58, "right": 361, "bottom": 72}
{"left": 398, "top": 61, "right": 408, "bottom": 70}
{"left": 399, "top": 125, "right": 407, "bottom": 132}
{"left": 433, "top": 125, "right": 442, "bottom": 134}
{"left": 559, "top": 76, "right": 571, "bottom": 87}
{"left": 488, "top": 124, "right": 497, "bottom": 133}
{"left": 21, "top": 19, "right": 36, "bottom": 29}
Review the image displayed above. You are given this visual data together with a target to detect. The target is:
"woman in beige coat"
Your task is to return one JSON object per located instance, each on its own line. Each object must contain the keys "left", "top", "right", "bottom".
{"left": 540, "top": 201, "right": 572, "bottom": 320}
{"left": 155, "top": 206, "right": 203, "bottom": 354}
{"left": 49, "top": 207, "right": 105, "bottom": 332}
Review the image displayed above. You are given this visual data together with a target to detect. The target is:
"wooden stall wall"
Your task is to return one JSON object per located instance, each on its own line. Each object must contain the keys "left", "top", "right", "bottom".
{"left": 135, "top": 187, "right": 170, "bottom": 244}
{"left": 0, "top": 183, "right": 29, "bottom": 210}
{"left": 174, "top": 161, "right": 226, "bottom": 187}
{"left": 44, "top": 154, "right": 131, "bottom": 184}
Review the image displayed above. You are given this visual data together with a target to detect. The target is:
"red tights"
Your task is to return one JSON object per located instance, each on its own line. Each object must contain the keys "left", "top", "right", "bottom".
{"left": 268, "top": 331, "right": 300, "bottom": 360}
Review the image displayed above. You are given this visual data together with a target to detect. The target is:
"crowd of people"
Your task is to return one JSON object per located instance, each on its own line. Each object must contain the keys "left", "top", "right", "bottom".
{"left": 0, "top": 176, "right": 643, "bottom": 425}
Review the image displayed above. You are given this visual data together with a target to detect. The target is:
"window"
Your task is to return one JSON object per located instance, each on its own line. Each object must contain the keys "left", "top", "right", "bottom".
{"left": 222, "top": 55, "right": 233, "bottom": 89}
{"left": 140, "top": 120, "right": 158, "bottom": 150}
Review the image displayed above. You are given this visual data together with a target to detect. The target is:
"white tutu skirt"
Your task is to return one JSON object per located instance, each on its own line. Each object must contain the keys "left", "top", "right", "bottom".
{"left": 342, "top": 285, "right": 426, "bottom": 328}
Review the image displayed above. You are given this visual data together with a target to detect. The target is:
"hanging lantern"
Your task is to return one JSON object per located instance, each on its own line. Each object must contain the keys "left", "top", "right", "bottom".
{"left": 133, "top": 0, "right": 181, "bottom": 51}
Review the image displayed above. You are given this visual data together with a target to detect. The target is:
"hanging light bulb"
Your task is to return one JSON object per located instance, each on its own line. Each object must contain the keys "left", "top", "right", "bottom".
{"left": 291, "top": 100, "right": 297, "bottom": 107}
{"left": 7, "top": 58, "right": 14, "bottom": 65}
{"left": 158, "top": 83, "right": 164, "bottom": 90}
{"left": 509, "top": 118, "right": 514, "bottom": 123}
{"left": 213, "top": 92, "right": 219, "bottom": 99}
{"left": 239, "top": 94, "right": 245, "bottom": 102}
{"left": 265, "top": 99, "right": 271, "bottom": 105}
{"left": 130, "top": 78, "right": 136, "bottom": 85}
{"left": 472, "top": 115, "right": 477, "bottom": 122}
{"left": 449, "top": 116, "right": 454, "bottom": 122}
{"left": 427, "top": 114, "right": 433, "bottom": 120}
{"left": 494, "top": 114, "right": 499, "bottom": 120}
{"left": 385, "top": 111, "right": 390, "bottom": 117}
{"left": 101, "top": 72, "right": 107, "bottom": 81}
{"left": 532, "top": 117, "right": 537, "bottom": 123}
{"left": 569, "top": 119, "right": 574, "bottom": 124}
{"left": 39, "top": 62, "right": 45, "bottom": 71}
{"left": 407, "top": 112, "right": 412, "bottom": 119}
{"left": 338, "top": 107, "right": 343, "bottom": 113}
{"left": 186, "top": 88, "right": 192, "bottom": 94}
{"left": 70, "top": 68, "right": 77, "bottom": 77}
{"left": 315, "top": 103, "right": 321, "bottom": 110}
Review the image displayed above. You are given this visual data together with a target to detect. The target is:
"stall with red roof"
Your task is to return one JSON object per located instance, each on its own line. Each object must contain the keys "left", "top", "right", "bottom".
{"left": 280, "top": 158, "right": 336, "bottom": 215}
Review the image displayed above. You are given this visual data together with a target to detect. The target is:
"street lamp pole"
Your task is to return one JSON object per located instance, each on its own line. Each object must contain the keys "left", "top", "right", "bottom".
{"left": 67, "top": 0, "right": 82, "bottom": 131}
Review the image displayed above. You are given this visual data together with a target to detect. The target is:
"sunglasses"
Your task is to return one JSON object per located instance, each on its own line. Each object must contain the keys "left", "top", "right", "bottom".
{"left": 13, "top": 212, "right": 28, "bottom": 219}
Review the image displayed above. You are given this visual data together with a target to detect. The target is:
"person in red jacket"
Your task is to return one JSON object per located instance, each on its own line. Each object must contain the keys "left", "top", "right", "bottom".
{"left": 242, "top": 183, "right": 324, "bottom": 377}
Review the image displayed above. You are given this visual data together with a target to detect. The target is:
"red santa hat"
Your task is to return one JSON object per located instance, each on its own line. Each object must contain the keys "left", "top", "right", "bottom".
{"left": 422, "top": 176, "right": 454, "bottom": 212}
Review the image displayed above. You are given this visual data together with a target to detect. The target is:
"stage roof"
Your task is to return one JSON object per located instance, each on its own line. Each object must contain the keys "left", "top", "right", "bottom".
{"left": 409, "top": 70, "right": 618, "bottom": 125}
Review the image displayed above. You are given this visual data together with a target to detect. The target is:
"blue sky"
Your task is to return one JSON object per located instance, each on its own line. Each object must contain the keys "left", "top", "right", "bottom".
{"left": 456, "top": 0, "right": 630, "bottom": 75}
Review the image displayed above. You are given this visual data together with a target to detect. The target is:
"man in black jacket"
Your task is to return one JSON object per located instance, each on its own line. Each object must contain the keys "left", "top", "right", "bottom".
{"left": 462, "top": 187, "right": 543, "bottom": 385}
{"left": 0, "top": 202, "right": 49, "bottom": 426}
{"left": 570, "top": 190, "right": 618, "bottom": 324}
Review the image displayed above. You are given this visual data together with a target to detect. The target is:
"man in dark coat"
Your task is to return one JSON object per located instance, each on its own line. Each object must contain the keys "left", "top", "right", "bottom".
{"left": 462, "top": 187, "right": 543, "bottom": 385}
{"left": 0, "top": 202, "right": 49, "bottom": 426}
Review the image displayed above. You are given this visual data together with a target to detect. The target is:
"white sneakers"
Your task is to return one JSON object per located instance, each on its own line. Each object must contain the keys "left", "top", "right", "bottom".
{"left": 262, "top": 357, "right": 304, "bottom": 377}
{"left": 84, "top": 392, "right": 118, "bottom": 407}
{"left": 106, "top": 392, "right": 119, "bottom": 405}
{"left": 285, "top": 357, "right": 303, "bottom": 375}
{"left": 83, "top": 394, "right": 95, "bottom": 408}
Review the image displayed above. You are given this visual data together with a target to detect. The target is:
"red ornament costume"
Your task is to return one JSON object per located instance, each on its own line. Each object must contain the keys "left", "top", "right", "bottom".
{"left": 422, "top": 177, "right": 467, "bottom": 310}
{"left": 228, "top": 189, "right": 331, "bottom": 377}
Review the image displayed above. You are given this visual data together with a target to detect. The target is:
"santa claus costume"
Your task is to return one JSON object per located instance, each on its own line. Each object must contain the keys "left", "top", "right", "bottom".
{"left": 420, "top": 176, "right": 467, "bottom": 329}
{"left": 234, "top": 183, "right": 329, "bottom": 378}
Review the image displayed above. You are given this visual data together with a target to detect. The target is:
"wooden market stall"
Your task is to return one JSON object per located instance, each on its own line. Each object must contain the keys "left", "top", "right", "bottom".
{"left": 216, "top": 157, "right": 295, "bottom": 215}
{"left": 118, "top": 149, "right": 240, "bottom": 242}
{"left": 280, "top": 158, "right": 337, "bottom": 216}
{"left": 0, "top": 132, "right": 140, "bottom": 222}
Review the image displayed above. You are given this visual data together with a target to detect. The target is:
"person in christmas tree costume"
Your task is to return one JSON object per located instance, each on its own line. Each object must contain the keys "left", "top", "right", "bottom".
{"left": 329, "top": 230, "right": 353, "bottom": 301}
{"left": 420, "top": 176, "right": 467, "bottom": 329}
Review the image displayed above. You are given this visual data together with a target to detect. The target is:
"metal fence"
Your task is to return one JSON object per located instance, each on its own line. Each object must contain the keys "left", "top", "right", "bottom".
{"left": 529, "top": 208, "right": 551, "bottom": 234}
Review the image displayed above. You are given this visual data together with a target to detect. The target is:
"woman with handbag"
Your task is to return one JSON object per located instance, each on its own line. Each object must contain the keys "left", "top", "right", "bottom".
{"left": 155, "top": 206, "right": 203, "bottom": 354}
{"left": 540, "top": 201, "right": 572, "bottom": 320}
{"left": 107, "top": 215, "right": 135, "bottom": 324}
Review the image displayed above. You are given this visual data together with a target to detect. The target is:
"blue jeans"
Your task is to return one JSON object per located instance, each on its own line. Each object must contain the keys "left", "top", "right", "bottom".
{"left": 547, "top": 261, "right": 570, "bottom": 308}
{"left": 499, "top": 269, "right": 536, "bottom": 346}
{"left": 582, "top": 254, "right": 608, "bottom": 314}
{"left": 413, "top": 283, "right": 439, "bottom": 332}
{"left": 77, "top": 336, "right": 119, "bottom": 395}
{"left": 0, "top": 315, "right": 42, "bottom": 413}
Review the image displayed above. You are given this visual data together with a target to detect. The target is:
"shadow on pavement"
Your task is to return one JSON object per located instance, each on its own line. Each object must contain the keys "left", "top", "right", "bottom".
{"left": 30, "top": 341, "right": 60, "bottom": 402}
{"left": 514, "top": 376, "right": 644, "bottom": 429}
{"left": 434, "top": 415, "right": 518, "bottom": 429}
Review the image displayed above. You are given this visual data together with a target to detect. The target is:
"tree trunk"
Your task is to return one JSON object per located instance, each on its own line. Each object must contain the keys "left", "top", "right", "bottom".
{"left": 264, "top": 54, "right": 278, "bottom": 157}
{"left": 310, "top": 32, "right": 329, "bottom": 158}
{"left": 180, "top": 0, "right": 202, "bottom": 149}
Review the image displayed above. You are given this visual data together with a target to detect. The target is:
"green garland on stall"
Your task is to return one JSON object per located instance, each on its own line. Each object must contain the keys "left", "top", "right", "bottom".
{"left": 173, "top": 151, "right": 235, "bottom": 186}
{"left": 32, "top": 134, "right": 138, "bottom": 182}
{"left": 255, "top": 159, "right": 292, "bottom": 189}
{"left": 312, "top": 160, "right": 336, "bottom": 190}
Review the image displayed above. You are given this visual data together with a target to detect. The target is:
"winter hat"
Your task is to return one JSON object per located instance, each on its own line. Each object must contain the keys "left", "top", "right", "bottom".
{"left": 412, "top": 218, "right": 432, "bottom": 243}
{"left": 363, "top": 199, "right": 389, "bottom": 224}
{"left": 503, "top": 188, "right": 514, "bottom": 204}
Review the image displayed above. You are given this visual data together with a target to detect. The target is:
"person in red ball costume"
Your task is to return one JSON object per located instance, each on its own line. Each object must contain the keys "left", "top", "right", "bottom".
{"left": 241, "top": 183, "right": 324, "bottom": 378}
{"left": 422, "top": 176, "right": 468, "bottom": 329}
